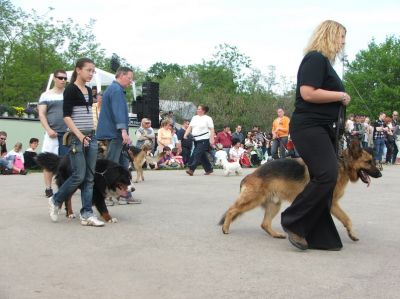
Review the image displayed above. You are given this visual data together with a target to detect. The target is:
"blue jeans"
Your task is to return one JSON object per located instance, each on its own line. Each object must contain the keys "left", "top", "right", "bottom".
{"left": 106, "top": 137, "right": 129, "bottom": 170}
{"left": 189, "top": 139, "right": 212, "bottom": 173}
{"left": 271, "top": 136, "right": 288, "bottom": 159}
{"left": 0, "top": 156, "right": 13, "bottom": 169}
{"left": 373, "top": 138, "right": 385, "bottom": 162}
{"left": 57, "top": 133, "right": 69, "bottom": 156}
{"left": 53, "top": 135, "right": 98, "bottom": 219}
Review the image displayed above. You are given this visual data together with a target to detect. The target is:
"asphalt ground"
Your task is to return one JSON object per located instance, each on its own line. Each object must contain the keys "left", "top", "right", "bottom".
{"left": 1, "top": 165, "right": 399, "bottom": 299}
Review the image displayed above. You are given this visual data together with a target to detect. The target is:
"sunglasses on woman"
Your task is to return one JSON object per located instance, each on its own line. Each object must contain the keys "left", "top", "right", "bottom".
{"left": 55, "top": 76, "right": 67, "bottom": 81}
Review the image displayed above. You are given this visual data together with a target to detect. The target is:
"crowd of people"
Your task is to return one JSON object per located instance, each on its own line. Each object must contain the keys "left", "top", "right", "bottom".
{"left": 1, "top": 20, "right": 399, "bottom": 241}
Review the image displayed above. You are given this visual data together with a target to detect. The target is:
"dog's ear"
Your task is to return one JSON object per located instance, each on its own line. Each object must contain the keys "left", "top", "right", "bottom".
{"left": 348, "top": 137, "right": 362, "bottom": 159}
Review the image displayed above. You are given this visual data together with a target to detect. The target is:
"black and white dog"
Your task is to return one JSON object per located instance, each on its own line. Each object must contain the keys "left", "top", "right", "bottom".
{"left": 36, "top": 153, "right": 133, "bottom": 223}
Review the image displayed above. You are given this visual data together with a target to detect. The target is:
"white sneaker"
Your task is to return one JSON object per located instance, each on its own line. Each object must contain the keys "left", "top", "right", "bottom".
{"left": 48, "top": 197, "right": 59, "bottom": 222}
{"left": 80, "top": 215, "right": 105, "bottom": 227}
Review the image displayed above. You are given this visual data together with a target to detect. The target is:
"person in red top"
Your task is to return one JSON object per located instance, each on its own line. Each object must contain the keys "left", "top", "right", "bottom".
{"left": 271, "top": 108, "right": 290, "bottom": 159}
{"left": 216, "top": 126, "right": 232, "bottom": 155}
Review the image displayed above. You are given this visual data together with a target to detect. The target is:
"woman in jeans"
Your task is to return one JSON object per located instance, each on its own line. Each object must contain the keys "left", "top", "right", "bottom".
{"left": 281, "top": 20, "right": 351, "bottom": 251}
{"left": 48, "top": 58, "right": 103, "bottom": 227}
{"left": 184, "top": 105, "right": 215, "bottom": 176}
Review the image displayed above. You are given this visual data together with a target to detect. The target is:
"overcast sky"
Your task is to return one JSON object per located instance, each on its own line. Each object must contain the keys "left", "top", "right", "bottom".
{"left": 12, "top": 0, "right": 400, "bottom": 83}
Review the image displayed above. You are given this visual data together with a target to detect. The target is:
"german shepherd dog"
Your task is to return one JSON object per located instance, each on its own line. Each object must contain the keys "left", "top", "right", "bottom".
{"left": 127, "top": 143, "right": 157, "bottom": 183}
{"left": 219, "top": 139, "right": 382, "bottom": 241}
{"left": 36, "top": 153, "right": 132, "bottom": 223}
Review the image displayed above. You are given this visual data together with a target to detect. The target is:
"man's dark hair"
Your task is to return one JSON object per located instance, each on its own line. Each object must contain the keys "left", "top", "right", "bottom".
{"left": 29, "top": 138, "right": 39, "bottom": 144}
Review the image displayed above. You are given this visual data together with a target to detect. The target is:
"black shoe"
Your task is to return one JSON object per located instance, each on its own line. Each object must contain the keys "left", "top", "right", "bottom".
{"left": 283, "top": 227, "right": 308, "bottom": 250}
{"left": 204, "top": 170, "right": 213, "bottom": 175}
{"left": 45, "top": 188, "right": 53, "bottom": 198}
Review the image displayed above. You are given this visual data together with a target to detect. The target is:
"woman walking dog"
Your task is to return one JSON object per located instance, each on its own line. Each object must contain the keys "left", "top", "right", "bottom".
{"left": 184, "top": 105, "right": 215, "bottom": 176}
{"left": 48, "top": 58, "right": 104, "bottom": 227}
{"left": 281, "top": 20, "right": 351, "bottom": 250}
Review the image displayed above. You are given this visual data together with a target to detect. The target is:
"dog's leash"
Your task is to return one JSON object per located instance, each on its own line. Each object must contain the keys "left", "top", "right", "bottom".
{"left": 334, "top": 105, "right": 346, "bottom": 158}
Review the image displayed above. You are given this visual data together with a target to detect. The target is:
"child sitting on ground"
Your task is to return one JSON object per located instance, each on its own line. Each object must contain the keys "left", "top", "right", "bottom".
{"left": 214, "top": 143, "right": 228, "bottom": 165}
{"left": 158, "top": 146, "right": 179, "bottom": 168}
{"left": 171, "top": 147, "right": 184, "bottom": 167}
{"left": 5, "top": 142, "right": 27, "bottom": 174}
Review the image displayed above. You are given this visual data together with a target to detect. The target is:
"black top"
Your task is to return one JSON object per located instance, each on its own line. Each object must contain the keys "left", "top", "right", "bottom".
{"left": 1, "top": 143, "right": 6, "bottom": 156}
{"left": 290, "top": 51, "right": 344, "bottom": 130}
{"left": 63, "top": 83, "right": 93, "bottom": 117}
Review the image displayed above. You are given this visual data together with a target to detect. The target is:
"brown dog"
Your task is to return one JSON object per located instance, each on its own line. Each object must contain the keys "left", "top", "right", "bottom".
{"left": 127, "top": 143, "right": 156, "bottom": 183}
{"left": 219, "top": 139, "right": 382, "bottom": 241}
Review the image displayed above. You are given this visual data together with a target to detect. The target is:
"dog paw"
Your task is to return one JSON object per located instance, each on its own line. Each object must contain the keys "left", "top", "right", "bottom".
{"left": 108, "top": 218, "right": 118, "bottom": 223}
{"left": 222, "top": 227, "right": 229, "bottom": 234}
{"left": 272, "top": 233, "right": 286, "bottom": 239}
{"left": 66, "top": 213, "right": 76, "bottom": 219}
{"left": 348, "top": 231, "right": 359, "bottom": 241}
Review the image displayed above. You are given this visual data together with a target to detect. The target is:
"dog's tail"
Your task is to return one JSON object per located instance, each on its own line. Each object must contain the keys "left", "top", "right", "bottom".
{"left": 35, "top": 152, "right": 61, "bottom": 173}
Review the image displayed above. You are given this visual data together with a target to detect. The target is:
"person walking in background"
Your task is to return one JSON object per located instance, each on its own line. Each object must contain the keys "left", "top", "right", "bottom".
{"left": 176, "top": 119, "right": 193, "bottom": 165}
{"left": 92, "top": 91, "right": 102, "bottom": 130}
{"left": 281, "top": 20, "right": 351, "bottom": 251}
{"left": 38, "top": 69, "right": 69, "bottom": 197}
{"left": 96, "top": 66, "right": 141, "bottom": 204}
{"left": 184, "top": 105, "right": 215, "bottom": 176}
{"left": 48, "top": 58, "right": 104, "bottom": 227}
{"left": 372, "top": 112, "right": 388, "bottom": 170}
{"left": 391, "top": 111, "right": 399, "bottom": 164}
{"left": 271, "top": 108, "right": 290, "bottom": 159}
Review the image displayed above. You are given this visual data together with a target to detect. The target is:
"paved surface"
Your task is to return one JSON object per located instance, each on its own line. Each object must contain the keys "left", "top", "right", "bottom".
{"left": 1, "top": 165, "right": 400, "bottom": 299}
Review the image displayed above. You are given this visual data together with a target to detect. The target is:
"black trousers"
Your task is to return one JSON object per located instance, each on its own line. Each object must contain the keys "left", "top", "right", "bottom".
{"left": 281, "top": 125, "right": 342, "bottom": 250}
{"left": 189, "top": 139, "right": 212, "bottom": 173}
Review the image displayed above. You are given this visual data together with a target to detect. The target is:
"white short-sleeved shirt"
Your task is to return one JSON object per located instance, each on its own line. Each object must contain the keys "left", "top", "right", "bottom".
{"left": 189, "top": 115, "right": 214, "bottom": 141}
{"left": 229, "top": 147, "right": 245, "bottom": 161}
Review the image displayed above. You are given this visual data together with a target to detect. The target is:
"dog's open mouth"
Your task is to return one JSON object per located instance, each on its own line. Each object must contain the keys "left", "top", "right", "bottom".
{"left": 358, "top": 170, "right": 371, "bottom": 187}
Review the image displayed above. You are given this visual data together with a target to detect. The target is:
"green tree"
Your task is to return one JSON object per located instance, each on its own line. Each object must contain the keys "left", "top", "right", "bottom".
{"left": 344, "top": 36, "right": 400, "bottom": 117}
{"left": 146, "top": 62, "right": 183, "bottom": 81}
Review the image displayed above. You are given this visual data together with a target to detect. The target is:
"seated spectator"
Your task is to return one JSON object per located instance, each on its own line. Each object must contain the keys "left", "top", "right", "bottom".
{"left": 23, "top": 137, "right": 40, "bottom": 169}
{"left": 5, "top": 142, "right": 27, "bottom": 174}
{"left": 214, "top": 143, "right": 228, "bottom": 163}
{"left": 239, "top": 144, "right": 252, "bottom": 168}
{"left": 229, "top": 139, "right": 245, "bottom": 162}
{"left": 157, "top": 119, "right": 173, "bottom": 153}
{"left": 244, "top": 131, "right": 253, "bottom": 145}
{"left": 216, "top": 126, "right": 232, "bottom": 155}
{"left": 171, "top": 147, "right": 184, "bottom": 167}
{"left": 247, "top": 143, "right": 262, "bottom": 166}
{"left": 0, "top": 131, "right": 8, "bottom": 172}
{"left": 158, "top": 146, "right": 179, "bottom": 168}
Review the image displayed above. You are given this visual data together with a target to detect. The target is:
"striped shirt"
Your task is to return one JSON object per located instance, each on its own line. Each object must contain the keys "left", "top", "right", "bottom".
{"left": 63, "top": 84, "right": 94, "bottom": 132}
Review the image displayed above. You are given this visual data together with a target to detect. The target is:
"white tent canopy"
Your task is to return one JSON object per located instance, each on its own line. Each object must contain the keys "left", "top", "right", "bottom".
{"left": 46, "top": 67, "right": 136, "bottom": 99}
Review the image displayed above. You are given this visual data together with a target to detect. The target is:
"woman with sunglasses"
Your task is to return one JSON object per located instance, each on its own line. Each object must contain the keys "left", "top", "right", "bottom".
{"left": 38, "top": 69, "right": 69, "bottom": 198}
{"left": 48, "top": 58, "right": 104, "bottom": 227}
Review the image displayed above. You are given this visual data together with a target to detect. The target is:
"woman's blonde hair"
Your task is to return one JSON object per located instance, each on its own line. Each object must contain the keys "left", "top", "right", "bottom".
{"left": 14, "top": 142, "right": 22, "bottom": 151}
{"left": 304, "top": 20, "right": 346, "bottom": 63}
